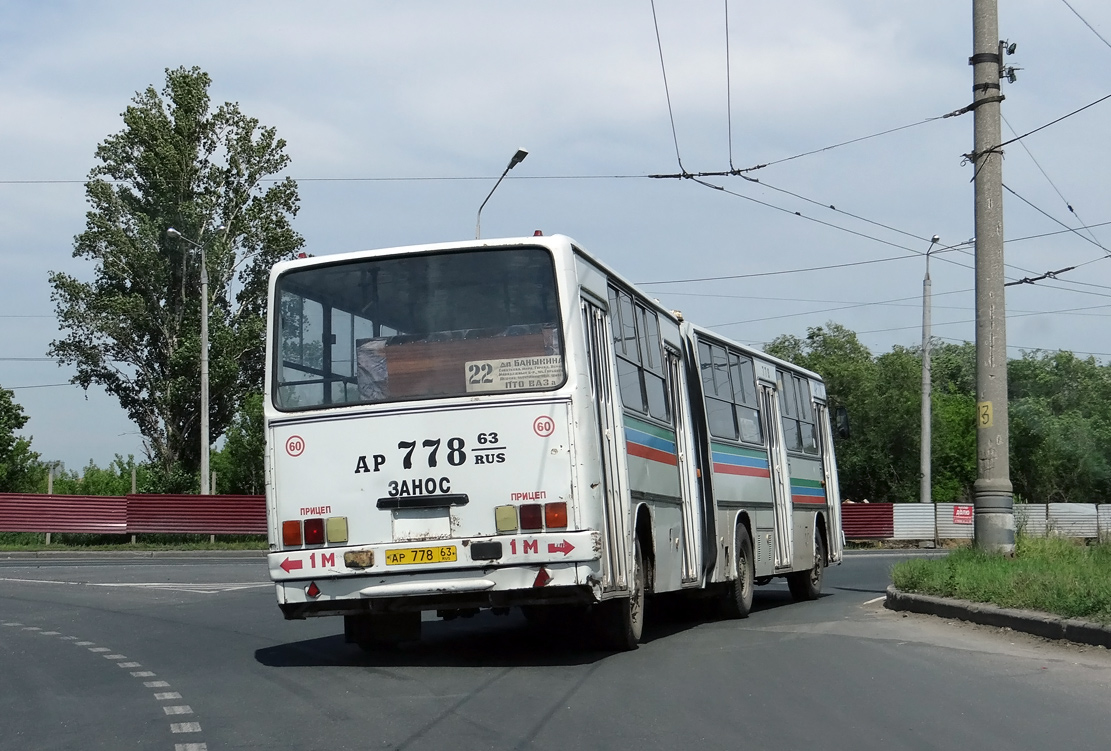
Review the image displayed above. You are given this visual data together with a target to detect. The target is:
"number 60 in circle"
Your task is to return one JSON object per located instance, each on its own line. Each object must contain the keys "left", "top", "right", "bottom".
{"left": 533, "top": 416, "right": 555, "bottom": 437}
{"left": 286, "top": 435, "right": 305, "bottom": 457}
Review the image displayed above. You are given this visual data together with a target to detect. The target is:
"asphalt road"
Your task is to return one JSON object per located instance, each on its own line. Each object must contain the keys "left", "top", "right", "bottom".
{"left": 2, "top": 551, "right": 1109, "bottom": 750}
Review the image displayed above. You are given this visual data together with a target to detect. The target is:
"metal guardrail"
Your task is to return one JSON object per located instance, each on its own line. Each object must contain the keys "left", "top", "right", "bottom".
{"left": 0, "top": 493, "right": 266, "bottom": 535}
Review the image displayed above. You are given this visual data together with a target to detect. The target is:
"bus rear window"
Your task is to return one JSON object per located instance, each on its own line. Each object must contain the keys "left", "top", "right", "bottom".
{"left": 273, "top": 247, "right": 564, "bottom": 410}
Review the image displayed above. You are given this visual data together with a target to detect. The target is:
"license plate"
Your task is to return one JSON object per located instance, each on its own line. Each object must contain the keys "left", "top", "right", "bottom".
{"left": 385, "top": 545, "right": 457, "bottom": 566}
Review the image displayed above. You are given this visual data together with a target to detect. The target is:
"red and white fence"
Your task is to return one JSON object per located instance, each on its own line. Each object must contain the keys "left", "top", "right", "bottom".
{"left": 3, "top": 494, "right": 1107, "bottom": 542}
{"left": 0, "top": 493, "right": 266, "bottom": 536}
{"left": 842, "top": 502, "right": 1111, "bottom": 541}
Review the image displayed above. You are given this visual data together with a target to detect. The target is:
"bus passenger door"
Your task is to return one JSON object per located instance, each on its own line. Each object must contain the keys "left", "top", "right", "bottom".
{"left": 581, "top": 299, "right": 629, "bottom": 591}
{"left": 668, "top": 349, "right": 700, "bottom": 584}
{"left": 760, "top": 383, "right": 794, "bottom": 568}
{"left": 816, "top": 403, "right": 843, "bottom": 563}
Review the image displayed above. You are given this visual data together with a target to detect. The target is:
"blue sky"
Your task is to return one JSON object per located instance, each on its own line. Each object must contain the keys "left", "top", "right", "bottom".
{"left": 2, "top": 0, "right": 1110, "bottom": 470}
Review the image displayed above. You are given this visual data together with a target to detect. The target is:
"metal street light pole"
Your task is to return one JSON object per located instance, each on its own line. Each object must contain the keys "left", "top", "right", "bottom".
{"left": 167, "top": 225, "right": 226, "bottom": 495}
{"left": 920, "top": 235, "right": 940, "bottom": 505}
{"left": 475, "top": 148, "right": 528, "bottom": 240}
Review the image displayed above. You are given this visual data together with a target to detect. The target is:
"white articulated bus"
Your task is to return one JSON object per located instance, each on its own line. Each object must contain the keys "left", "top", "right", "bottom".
{"left": 264, "top": 234, "right": 843, "bottom": 650}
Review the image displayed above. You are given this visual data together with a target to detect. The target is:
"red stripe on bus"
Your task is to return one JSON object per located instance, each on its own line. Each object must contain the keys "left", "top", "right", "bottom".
{"left": 792, "top": 495, "right": 827, "bottom": 505}
{"left": 713, "top": 463, "right": 771, "bottom": 479}
{"left": 627, "top": 442, "right": 678, "bottom": 466}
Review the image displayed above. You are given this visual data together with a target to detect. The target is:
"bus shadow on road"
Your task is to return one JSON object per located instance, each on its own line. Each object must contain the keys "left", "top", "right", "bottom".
{"left": 256, "top": 611, "right": 613, "bottom": 669}
{"left": 255, "top": 591, "right": 810, "bottom": 669}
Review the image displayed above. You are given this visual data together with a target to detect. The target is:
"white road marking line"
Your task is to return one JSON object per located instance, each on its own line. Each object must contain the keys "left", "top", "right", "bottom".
{"left": 86, "top": 582, "right": 271, "bottom": 594}
{"left": 9, "top": 619, "right": 207, "bottom": 749}
{"left": 863, "top": 596, "right": 886, "bottom": 606}
{"left": 170, "top": 722, "right": 202, "bottom": 733}
{"left": 0, "top": 577, "right": 269, "bottom": 594}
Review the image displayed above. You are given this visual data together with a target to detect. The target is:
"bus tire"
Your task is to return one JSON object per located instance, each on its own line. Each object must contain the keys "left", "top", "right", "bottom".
{"left": 787, "top": 531, "right": 826, "bottom": 602}
{"left": 595, "top": 537, "right": 645, "bottom": 651}
{"left": 720, "top": 524, "right": 754, "bottom": 619}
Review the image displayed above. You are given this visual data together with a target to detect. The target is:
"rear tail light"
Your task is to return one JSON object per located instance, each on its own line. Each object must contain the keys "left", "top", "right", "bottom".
{"left": 544, "top": 502, "right": 567, "bottom": 529}
{"left": 282, "top": 520, "right": 302, "bottom": 547}
{"left": 304, "top": 518, "right": 325, "bottom": 545}
{"left": 519, "top": 504, "right": 543, "bottom": 530}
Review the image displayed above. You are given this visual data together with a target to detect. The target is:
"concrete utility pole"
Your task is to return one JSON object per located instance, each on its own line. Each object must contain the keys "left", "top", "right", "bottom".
{"left": 971, "top": 0, "right": 1015, "bottom": 552}
{"left": 920, "top": 235, "right": 939, "bottom": 504}
{"left": 167, "top": 225, "right": 225, "bottom": 497}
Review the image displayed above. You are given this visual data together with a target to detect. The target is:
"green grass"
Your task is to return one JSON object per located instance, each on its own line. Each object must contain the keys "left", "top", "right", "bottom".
{"left": 0, "top": 532, "right": 267, "bottom": 552}
{"left": 891, "top": 535, "right": 1111, "bottom": 623}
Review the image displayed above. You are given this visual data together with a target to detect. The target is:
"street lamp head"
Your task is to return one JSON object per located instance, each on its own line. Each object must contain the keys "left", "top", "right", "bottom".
{"left": 214, "top": 224, "right": 227, "bottom": 233}
{"left": 507, "top": 148, "right": 528, "bottom": 170}
{"left": 931, "top": 234, "right": 940, "bottom": 244}
{"left": 167, "top": 227, "right": 183, "bottom": 239}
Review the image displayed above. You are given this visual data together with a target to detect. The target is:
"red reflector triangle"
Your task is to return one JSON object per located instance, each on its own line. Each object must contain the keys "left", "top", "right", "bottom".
{"left": 306, "top": 581, "right": 321, "bottom": 598}
{"left": 533, "top": 567, "right": 552, "bottom": 587}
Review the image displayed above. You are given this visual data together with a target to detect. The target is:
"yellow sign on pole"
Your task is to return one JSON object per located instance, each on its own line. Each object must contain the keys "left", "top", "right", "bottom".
{"left": 977, "top": 401, "right": 993, "bottom": 429}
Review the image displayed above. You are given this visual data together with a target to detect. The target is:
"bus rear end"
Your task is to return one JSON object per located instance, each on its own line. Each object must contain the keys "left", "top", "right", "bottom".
{"left": 264, "top": 240, "right": 601, "bottom": 645}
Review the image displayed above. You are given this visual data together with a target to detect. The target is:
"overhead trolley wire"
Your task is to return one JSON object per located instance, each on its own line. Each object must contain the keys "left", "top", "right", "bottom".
{"left": 650, "top": 0, "right": 688, "bottom": 175}
{"left": 1003, "top": 114, "right": 1105, "bottom": 251}
{"left": 1060, "top": 0, "right": 1111, "bottom": 51}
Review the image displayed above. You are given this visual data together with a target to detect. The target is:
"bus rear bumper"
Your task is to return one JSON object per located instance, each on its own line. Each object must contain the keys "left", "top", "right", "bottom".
{"left": 275, "top": 560, "right": 604, "bottom": 619}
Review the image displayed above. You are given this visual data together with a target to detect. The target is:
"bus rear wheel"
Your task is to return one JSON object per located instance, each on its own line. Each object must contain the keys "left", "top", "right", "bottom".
{"left": 787, "top": 531, "right": 826, "bottom": 602}
{"left": 595, "top": 537, "right": 645, "bottom": 651}
{"left": 720, "top": 525, "right": 754, "bottom": 619}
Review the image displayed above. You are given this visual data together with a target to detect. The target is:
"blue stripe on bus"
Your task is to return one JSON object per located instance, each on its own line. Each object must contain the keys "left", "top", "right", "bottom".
{"left": 624, "top": 426, "right": 677, "bottom": 454}
{"left": 711, "top": 452, "right": 769, "bottom": 470}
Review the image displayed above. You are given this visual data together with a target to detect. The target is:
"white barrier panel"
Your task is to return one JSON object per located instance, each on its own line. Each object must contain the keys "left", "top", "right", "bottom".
{"left": 1099, "top": 505, "right": 1111, "bottom": 538}
{"left": 935, "top": 503, "right": 975, "bottom": 539}
{"left": 1015, "top": 504, "right": 1048, "bottom": 537}
{"left": 893, "top": 503, "right": 935, "bottom": 540}
{"left": 1047, "top": 503, "right": 1099, "bottom": 538}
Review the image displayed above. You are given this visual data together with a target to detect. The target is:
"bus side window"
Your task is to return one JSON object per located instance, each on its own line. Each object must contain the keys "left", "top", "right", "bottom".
{"left": 610, "top": 285, "right": 671, "bottom": 423}
{"left": 699, "top": 339, "right": 737, "bottom": 439}
{"left": 730, "top": 353, "right": 763, "bottom": 445}
{"left": 777, "top": 372, "right": 818, "bottom": 453}
{"left": 778, "top": 372, "right": 802, "bottom": 451}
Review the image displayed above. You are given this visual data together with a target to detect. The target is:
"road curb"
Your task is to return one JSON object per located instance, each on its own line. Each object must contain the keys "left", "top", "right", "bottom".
{"left": 885, "top": 585, "right": 1111, "bottom": 649}
{"left": 0, "top": 550, "right": 266, "bottom": 560}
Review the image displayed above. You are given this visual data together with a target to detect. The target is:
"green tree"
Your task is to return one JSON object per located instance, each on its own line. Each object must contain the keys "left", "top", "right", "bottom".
{"left": 0, "top": 387, "right": 42, "bottom": 492}
{"left": 48, "top": 66, "right": 303, "bottom": 487}
{"left": 1008, "top": 351, "right": 1111, "bottom": 503}
{"left": 210, "top": 393, "right": 265, "bottom": 495}
{"left": 766, "top": 323, "right": 881, "bottom": 501}
{"left": 45, "top": 455, "right": 148, "bottom": 496}
{"left": 766, "top": 325, "right": 978, "bottom": 504}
